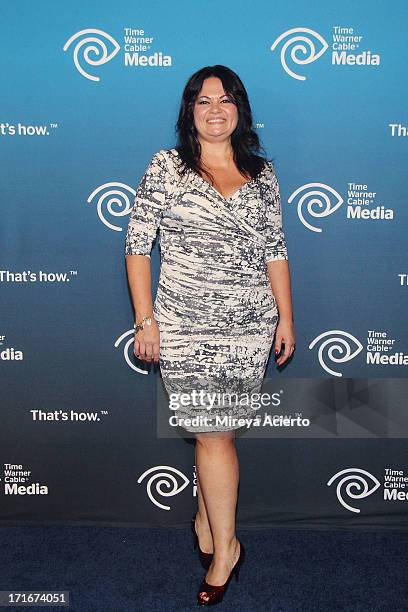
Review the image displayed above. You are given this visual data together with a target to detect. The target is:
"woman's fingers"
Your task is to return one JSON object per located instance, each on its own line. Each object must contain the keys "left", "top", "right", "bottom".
{"left": 134, "top": 335, "right": 160, "bottom": 364}
{"left": 277, "top": 343, "right": 291, "bottom": 365}
{"left": 276, "top": 341, "right": 296, "bottom": 365}
{"left": 137, "top": 341, "right": 148, "bottom": 360}
{"left": 275, "top": 334, "right": 296, "bottom": 366}
{"left": 144, "top": 343, "right": 153, "bottom": 362}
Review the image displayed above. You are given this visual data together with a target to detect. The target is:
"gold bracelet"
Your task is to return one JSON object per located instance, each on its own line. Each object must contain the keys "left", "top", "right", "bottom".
{"left": 134, "top": 316, "right": 152, "bottom": 333}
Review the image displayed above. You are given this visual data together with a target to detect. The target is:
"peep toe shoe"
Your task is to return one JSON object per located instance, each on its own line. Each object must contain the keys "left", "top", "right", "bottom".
{"left": 197, "top": 539, "right": 245, "bottom": 606}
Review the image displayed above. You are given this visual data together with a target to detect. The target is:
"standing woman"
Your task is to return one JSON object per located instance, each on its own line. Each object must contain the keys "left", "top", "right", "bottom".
{"left": 125, "top": 65, "right": 295, "bottom": 606}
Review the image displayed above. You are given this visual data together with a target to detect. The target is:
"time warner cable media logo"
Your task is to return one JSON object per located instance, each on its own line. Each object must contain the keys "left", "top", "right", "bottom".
{"left": 63, "top": 27, "right": 172, "bottom": 81}
{"left": 309, "top": 330, "right": 408, "bottom": 376}
{"left": 327, "top": 467, "right": 408, "bottom": 513}
{"left": 270, "top": 26, "right": 380, "bottom": 80}
{"left": 288, "top": 181, "right": 393, "bottom": 232}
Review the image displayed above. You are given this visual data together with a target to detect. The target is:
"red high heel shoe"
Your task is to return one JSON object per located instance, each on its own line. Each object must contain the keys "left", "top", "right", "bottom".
{"left": 197, "top": 539, "right": 245, "bottom": 606}
{"left": 191, "top": 516, "right": 213, "bottom": 570}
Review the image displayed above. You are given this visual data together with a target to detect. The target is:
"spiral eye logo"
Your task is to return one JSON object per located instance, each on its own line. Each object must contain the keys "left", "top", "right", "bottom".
{"left": 115, "top": 328, "right": 149, "bottom": 375}
{"left": 137, "top": 466, "right": 190, "bottom": 510}
{"left": 288, "top": 183, "right": 343, "bottom": 232}
{"left": 63, "top": 28, "right": 120, "bottom": 82}
{"left": 87, "top": 182, "right": 135, "bottom": 231}
{"left": 270, "top": 27, "right": 328, "bottom": 80}
{"left": 327, "top": 468, "right": 380, "bottom": 513}
{"left": 309, "top": 330, "right": 363, "bottom": 377}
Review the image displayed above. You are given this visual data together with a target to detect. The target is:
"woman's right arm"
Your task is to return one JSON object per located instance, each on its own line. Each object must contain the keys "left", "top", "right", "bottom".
{"left": 124, "top": 151, "right": 169, "bottom": 364}
{"left": 125, "top": 254, "right": 160, "bottom": 364}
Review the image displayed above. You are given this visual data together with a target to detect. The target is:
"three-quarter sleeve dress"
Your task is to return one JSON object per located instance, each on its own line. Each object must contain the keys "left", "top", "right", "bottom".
{"left": 125, "top": 148, "right": 288, "bottom": 433}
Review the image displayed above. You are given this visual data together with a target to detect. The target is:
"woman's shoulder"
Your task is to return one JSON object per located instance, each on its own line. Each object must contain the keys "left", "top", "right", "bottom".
{"left": 152, "top": 148, "right": 179, "bottom": 162}
{"left": 159, "top": 148, "right": 182, "bottom": 164}
{"left": 152, "top": 148, "right": 184, "bottom": 181}
{"left": 263, "top": 158, "right": 280, "bottom": 185}
{"left": 251, "top": 156, "right": 276, "bottom": 184}
{"left": 259, "top": 155, "right": 275, "bottom": 172}
{"left": 253, "top": 156, "right": 279, "bottom": 196}
{"left": 153, "top": 147, "right": 177, "bottom": 159}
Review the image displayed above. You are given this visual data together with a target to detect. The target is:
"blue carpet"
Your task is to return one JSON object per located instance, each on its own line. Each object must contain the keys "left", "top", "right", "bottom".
{"left": 0, "top": 525, "right": 407, "bottom": 611}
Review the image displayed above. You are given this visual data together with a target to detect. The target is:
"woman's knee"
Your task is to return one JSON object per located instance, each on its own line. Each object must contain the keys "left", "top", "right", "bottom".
{"left": 195, "top": 430, "right": 236, "bottom": 448}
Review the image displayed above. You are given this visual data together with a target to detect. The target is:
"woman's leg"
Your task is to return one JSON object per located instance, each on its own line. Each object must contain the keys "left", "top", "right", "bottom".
{"left": 195, "top": 430, "right": 241, "bottom": 600}
{"left": 195, "top": 453, "right": 214, "bottom": 554}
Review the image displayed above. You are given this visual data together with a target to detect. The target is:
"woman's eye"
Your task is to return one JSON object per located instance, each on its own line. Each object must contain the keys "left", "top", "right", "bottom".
{"left": 196, "top": 99, "right": 233, "bottom": 105}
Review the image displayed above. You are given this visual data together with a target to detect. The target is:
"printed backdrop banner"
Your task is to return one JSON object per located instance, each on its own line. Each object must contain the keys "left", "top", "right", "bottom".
{"left": 1, "top": 1, "right": 407, "bottom": 529}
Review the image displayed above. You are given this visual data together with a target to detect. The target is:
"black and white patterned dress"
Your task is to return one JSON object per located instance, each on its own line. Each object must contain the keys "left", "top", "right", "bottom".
{"left": 125, "top": 148, "right": 288, "bottom": 433}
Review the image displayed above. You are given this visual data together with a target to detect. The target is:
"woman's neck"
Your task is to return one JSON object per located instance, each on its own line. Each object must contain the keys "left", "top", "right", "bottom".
{"left": 198, "top": 139, "right": 234, "bottom": 168}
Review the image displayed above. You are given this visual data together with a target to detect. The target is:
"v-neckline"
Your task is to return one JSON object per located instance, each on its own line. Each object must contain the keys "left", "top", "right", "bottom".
{"left": 168, "top": 148, "right": 267, "bottom": 202}
{"left": 193, "top": 168, "right": 262, "bottom": 202}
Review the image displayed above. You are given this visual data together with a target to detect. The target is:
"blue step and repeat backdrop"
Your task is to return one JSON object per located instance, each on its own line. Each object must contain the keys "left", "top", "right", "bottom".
{"left": 1, "top": 1, "right": 408, "bottom": 529}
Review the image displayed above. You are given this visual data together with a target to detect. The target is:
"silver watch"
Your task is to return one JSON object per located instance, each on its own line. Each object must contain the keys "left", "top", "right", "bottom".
{"left": 134, "top": 316, "right": 153, "bottom": 333}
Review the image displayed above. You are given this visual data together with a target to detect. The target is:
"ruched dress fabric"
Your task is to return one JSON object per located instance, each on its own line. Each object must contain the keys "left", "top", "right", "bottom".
{"left": 125, "top": 148, "right": 288, "bottom": 433}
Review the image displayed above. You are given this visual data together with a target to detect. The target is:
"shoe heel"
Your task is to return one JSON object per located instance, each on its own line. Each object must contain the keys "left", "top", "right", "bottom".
{"left": 191, "top": 516, "right": 213, "bottom": 570}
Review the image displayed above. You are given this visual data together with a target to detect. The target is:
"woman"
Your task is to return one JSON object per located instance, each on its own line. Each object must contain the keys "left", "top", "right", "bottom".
{"left": 125, "top": 65, "right": 295, "bottom": 606}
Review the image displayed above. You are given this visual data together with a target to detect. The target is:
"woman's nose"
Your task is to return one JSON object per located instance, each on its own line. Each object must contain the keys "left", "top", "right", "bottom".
{"left": 209, "top": 100, "right": 223, "bottom": 111}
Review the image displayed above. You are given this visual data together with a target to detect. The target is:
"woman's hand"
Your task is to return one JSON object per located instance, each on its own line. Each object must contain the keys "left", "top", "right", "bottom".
{"left": 134, "top": 319, "right": 160, "bottom": 365}
{"left": 274, "top": 317, "right": 296, "bottom": 366}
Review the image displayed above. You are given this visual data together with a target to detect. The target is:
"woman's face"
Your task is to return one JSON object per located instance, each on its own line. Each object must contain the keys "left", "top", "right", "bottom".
{"left": 193, "top": 76, "right": 238, "bottom": 144}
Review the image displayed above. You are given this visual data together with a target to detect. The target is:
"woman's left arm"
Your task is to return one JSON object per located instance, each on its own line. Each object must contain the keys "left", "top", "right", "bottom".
{"left": 267, "top": 260, "right": 295, "bottom": 365}
{"left": 264, "top": 163, "right": 296, "bottom": 366}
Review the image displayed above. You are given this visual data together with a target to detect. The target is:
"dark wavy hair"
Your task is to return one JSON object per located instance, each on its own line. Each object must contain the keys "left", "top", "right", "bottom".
{"left": 175, "top": 65, "right": 269, "bottom": 185}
